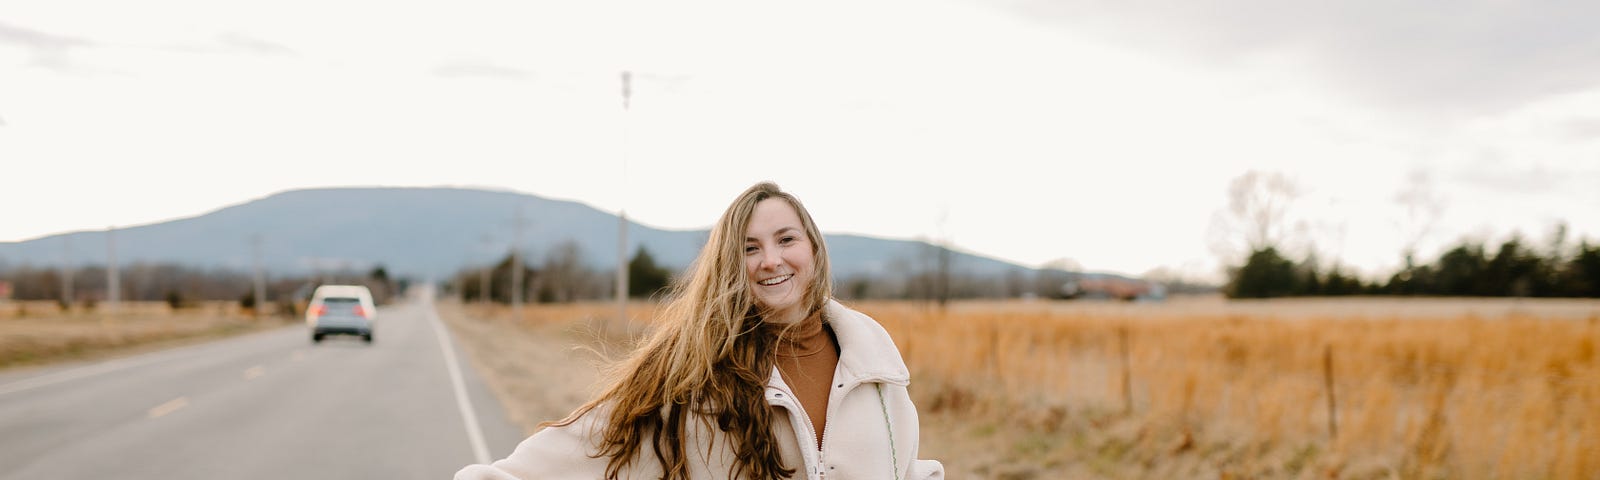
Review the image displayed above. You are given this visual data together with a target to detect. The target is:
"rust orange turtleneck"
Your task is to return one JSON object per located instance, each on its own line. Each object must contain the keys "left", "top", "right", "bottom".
{"left": 773, "top": 310, "right": 840, "bottom": 449}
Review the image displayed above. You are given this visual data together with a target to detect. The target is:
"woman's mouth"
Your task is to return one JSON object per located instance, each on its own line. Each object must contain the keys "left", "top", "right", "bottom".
{"left": 758, "top": 274, "right": 793, "bottom": 286}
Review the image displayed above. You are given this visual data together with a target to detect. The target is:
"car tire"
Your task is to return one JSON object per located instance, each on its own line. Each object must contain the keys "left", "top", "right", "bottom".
{"left": 362, "top": 333, "right": 373, "bottom": 344}
{"left": 312, "top": 333, "right": 324, "bottom": 343}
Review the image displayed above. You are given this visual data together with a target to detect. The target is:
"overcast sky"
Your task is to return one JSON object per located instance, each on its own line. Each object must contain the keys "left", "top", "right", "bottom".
{"left": 3, "top": 0, "right": 1598, "bottom": 282}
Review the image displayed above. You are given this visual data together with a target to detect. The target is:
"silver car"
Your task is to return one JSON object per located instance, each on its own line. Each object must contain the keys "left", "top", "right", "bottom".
{"left": 306, "top": 285, "right": 376, "bottom": 344}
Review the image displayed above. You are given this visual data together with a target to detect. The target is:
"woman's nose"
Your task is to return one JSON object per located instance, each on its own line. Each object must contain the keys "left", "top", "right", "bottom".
{"left": 762, "top": 249, "right": 784, "bottom": 270}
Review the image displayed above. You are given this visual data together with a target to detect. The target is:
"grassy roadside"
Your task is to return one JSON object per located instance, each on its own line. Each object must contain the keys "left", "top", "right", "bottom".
{"left": 866, "top": 298, "right": 1600, "bottom": 479}
{"left": 0, "top": 301, "right": 297, "bottom": 371}
{"left": 435, "top": 301, "right": 643, "bottom": 434}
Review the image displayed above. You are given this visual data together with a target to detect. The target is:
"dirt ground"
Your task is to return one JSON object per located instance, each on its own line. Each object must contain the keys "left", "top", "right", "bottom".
{"left": 0, "top": 301, "right": 294, "bottom": 370}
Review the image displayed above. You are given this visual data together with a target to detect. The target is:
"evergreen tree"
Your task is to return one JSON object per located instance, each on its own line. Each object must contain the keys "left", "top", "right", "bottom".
{"left": 1227, "top": 247, "right": 1296, "bottom": 298}
{"left": 1434, "top": 243, "right": 1487, "bottom": 295}
{"left": 627, "top": 246, "right": 672, "bottom": 299}
{"left": 1564, "top": 241, "right": 1600, "bottom": 297}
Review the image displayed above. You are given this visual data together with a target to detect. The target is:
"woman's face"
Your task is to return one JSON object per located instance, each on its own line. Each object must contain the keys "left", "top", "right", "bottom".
{"left": 744, "top": 198, "right": 815, "bottom": 324}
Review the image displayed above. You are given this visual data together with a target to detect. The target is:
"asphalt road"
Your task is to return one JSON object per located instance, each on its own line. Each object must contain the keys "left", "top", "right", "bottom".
{"left": 0, "top": 296, "right": 525, "bottom": 480}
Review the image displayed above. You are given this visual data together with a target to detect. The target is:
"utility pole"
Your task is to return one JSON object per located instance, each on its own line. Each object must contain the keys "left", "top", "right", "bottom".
{"left": 936, "top": 207, "right": 950, "bottom": 309}
{"left": 615, "top": 70, "right": 632, "bottom": 333}
{"left": 106, "top": 226, "right": 119, "bottom": 313}
{"left": 61, "top": 237, "right": 74, "bottom": 309}
{"left": 511, "top": 205, "right": 524, "bottom": 320}
{"left": 480, "top": 234, "right": 493, "bottom": 308}
{"left": 252, "top": 234, "right": 266, "bottom": 318}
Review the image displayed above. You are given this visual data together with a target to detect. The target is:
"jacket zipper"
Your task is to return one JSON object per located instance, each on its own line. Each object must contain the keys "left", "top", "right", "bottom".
{"left": 785, "top": 374, "right": 906, "bottom": 480}
{"left": 767, "top": 384, "right": 824, "bottom": 480}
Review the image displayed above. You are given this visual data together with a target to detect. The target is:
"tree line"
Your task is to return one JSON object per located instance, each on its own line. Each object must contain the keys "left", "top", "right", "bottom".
{"left": 444, "top": 241, "right": 674, "bottom": 303}
{"left": 1228, "top": 238, "right": 1600, "bottom": 299}
{"left": 444, "top": 240, "right": 1105, "bottom": 304}
{"left": 0, "top": 262, "right": 403, "bottom": 313}
{"left": 1218, "top": 171, "right": 1600, "bottom": 299}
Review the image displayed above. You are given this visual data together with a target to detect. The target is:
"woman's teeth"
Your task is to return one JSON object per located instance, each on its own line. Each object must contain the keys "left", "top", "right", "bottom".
{"left": 759, "top": 274, "right": 793, "bottom": 286}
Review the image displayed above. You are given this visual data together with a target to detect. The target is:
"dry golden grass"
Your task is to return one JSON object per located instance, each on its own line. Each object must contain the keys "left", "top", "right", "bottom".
{"left": 441, "top": 297, "right": 1600, "bottom": 479}
{"left": 861, "top": 297, "right": 1600, "bottom": 479}
{"left": 0, "top": 301, "right": 291, "bottom": 369}
{"left": 437, "top": 301, "right": 653, "bottom": 433}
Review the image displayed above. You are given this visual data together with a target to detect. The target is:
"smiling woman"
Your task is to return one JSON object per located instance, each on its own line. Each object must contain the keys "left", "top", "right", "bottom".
{"left": 455, "top": 182, "right": 942, "bottom": 480}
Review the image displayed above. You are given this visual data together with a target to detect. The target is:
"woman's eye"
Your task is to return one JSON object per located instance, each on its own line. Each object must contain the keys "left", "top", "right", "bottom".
{"left": 780, "top": 236, "right": 795, "bottom": 244}
{"left": 745, "top": 245, "right": 758, "bottom": 254}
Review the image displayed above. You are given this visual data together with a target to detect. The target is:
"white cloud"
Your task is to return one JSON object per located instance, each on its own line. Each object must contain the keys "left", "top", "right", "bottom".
{"left": 990, "top": 0, "right": 1600, "bottom": 115}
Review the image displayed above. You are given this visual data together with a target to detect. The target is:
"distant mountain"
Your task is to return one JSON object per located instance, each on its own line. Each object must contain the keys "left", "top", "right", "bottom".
{"left": 0, "top": 187, "right": 1036, "bottom": 281}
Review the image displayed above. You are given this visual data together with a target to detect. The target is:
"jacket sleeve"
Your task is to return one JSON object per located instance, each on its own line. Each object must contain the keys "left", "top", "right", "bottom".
{"left": 454, "top": 418, "right": 611, "bottom": 480}
{"left": 890, "top": 384, "right": 943, "bottom": 480}
{"left": 907, "top": 458, "right": 944, "bottom": 480}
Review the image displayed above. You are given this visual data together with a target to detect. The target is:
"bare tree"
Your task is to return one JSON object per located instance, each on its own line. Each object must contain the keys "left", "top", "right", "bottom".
{"left": 540, "top": 240, "right": 585, "bottom": 303}
{"left": 1209, "top": 171, "right": 1304, "bottom": 265}
{"left": 1393, "top": 169, "right": 1445, "bottom": 270}
{"left": 1232, "top": 171, "right": 1303, "bottom": 250}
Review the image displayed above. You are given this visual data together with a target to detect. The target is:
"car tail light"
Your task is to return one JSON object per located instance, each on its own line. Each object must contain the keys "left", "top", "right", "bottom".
{"left": 310, "top": 305, "right": 326, "bottom": 317}
{"left": 352, "top": 306, "right": 367, "bottom": 318}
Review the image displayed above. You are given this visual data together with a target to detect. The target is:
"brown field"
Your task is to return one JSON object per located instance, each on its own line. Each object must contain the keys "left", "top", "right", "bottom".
{"left": 445, "top": 297, "right": 1600, "bottom": 479}
{"left": 874, "top": 297, "right": 1600, "bottom": 479}
{"left": 0, "top": 300, "right": 294, "bottom": 369}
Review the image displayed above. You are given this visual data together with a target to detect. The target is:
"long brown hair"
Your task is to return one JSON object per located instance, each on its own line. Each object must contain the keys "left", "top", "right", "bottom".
{"left": 553, "top": 182, "right": 833, "bottom": 479}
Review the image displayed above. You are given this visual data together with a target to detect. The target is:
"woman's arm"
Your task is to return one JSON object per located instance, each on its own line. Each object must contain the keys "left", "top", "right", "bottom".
{"left": 907, "top": 459, "right": 945, "bottom": 480}
{"left": 454, "top": 417, "right": 613, "bottom": 480}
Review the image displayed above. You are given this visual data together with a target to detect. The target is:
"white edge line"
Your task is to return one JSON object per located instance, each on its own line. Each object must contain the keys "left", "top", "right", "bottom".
{"left": 429, "top": 303, "right": 492, "bottom": 465}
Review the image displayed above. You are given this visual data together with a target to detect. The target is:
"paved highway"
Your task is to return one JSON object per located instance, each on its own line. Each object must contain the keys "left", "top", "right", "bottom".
{"left": 0, "top": 296, "right": 525, "bottom": 480}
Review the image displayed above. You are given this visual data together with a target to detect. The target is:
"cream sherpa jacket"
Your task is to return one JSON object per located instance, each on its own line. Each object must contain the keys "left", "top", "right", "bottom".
{"left": 455, "top": 299, "right": 943, "bottom": 480}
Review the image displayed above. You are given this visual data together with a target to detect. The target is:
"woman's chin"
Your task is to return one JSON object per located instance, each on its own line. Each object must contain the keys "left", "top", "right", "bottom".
{"left": 756, "top": 299, "right": 803, "bottom": 323}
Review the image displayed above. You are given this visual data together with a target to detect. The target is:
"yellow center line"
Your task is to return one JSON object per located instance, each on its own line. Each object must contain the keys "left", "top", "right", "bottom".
{"left": 147, "top": 397, "right": 189, "bottom": 419}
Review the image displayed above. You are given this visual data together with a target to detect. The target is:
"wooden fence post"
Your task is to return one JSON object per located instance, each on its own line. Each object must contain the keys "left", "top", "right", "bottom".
{"left": 1120, "top": 326, "right": 1132, "bottom": 415}
{"left": 989, "top": 321, "right": 1002, "bottom": 380}
{"left": 1324, "top": 343, "right": 1338, "bottom": 441}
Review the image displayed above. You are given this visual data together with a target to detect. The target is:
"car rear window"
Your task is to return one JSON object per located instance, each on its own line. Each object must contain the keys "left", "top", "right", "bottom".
{"left": 319, "top": 297, "right": 364, "bottom": 315}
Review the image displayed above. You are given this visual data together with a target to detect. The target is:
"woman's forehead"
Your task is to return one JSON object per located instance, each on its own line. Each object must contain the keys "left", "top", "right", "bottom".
{"left": 745, "top": 199, "right": 802, "bottom": 235}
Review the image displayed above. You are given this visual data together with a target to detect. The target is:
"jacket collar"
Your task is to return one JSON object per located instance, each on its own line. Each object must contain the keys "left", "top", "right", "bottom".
{"left": 820, "top": 299, "right": 910, "bottom": 387}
